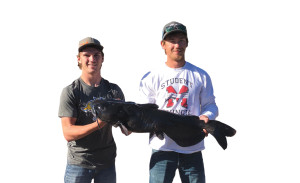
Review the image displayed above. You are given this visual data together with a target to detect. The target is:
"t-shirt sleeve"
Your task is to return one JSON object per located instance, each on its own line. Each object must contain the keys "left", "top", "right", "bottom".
{"left": 111, "top": 84, "right": 125, "bottom": 101}
{"left": 58, "top": 87, "right": 78, "bottom": 118}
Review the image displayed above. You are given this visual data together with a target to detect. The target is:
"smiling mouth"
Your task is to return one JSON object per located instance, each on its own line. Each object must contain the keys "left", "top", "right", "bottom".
{"left": 174, "top": 50, "right": 182, "bottom": 54}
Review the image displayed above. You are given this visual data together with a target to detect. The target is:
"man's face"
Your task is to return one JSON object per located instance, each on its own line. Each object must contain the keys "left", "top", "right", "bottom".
{"left": 77, "top": 47, "right": 103, "bottom": 74}
{"left": 161, "top": 33, "right": 188, "bottom": 62}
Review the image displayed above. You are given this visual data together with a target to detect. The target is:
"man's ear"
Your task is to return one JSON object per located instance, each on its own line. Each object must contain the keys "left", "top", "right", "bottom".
{"left": 161, "top": 40, "right": 165, "bottom": 49}
{"left": 77, "top": 55, "right": 81, "bottom": 63}
{"left": 161, "top": 40, "right": 167, "bottom": 55}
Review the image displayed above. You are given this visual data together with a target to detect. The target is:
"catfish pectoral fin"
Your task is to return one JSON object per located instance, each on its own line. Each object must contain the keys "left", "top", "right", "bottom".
{"left": 156, "top": 132, "right": 164, "bottom": 140}
{"left": 120, "top": 123, "right": 130, "bottom": 136}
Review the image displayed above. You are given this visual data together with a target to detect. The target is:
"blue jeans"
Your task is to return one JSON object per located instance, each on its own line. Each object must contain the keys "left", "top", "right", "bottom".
{"left": 149, "top": 150, "right": 205, "bottom": 183}
{"left": 64, "top": 164, "right": 116, "bottom": 183}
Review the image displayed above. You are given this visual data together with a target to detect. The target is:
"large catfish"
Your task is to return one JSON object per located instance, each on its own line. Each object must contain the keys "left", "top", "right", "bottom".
{"left": 82, "top": 98, "right": 236, "bottom": 150}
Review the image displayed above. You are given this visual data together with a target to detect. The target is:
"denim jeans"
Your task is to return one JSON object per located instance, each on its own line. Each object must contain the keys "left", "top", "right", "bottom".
{"left": 64, "top": 164, "right": 116, "bottom": 183}
{"left": 149, "top": 149, "right": 205, "bottom": 183}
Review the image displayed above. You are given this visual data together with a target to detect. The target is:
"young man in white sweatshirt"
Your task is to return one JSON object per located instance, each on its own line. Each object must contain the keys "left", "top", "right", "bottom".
{"left": 139, "top": 21, "right": 219, "bottom": 183}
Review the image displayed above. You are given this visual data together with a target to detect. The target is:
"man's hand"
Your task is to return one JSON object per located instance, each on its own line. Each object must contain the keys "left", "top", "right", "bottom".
{"left": 96, "top": 119, "right": 107, "bottom": 129}
{"left": 199, "top": 115, "right": 209, "bottom": 137}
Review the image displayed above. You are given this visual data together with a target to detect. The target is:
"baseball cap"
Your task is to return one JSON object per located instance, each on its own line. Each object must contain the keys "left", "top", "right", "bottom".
{"left": 162, "top": 21, "right": 187, "bottom": 40}
{"left": 78, "top": 37, "right": 103, "bottom": 52}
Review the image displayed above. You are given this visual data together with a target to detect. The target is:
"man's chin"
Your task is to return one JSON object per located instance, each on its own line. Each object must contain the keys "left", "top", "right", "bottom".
{"left": 85, "top": 69, "right": 99, "bottom": 75}
{"left": 174, "top": 56, "right": 185, "bottom": 62}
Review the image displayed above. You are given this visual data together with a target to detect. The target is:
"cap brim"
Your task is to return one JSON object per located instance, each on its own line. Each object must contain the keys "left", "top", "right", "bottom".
{"left": 78, "top": 43, "right": 103, "bottom": 52}
{"left": 162, "top": 30, "right": 187, "bottom": 40}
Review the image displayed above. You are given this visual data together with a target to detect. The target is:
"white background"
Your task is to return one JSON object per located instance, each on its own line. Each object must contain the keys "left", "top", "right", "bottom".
{"left": 0, "top": 0, "right": 299, "bottom": 182}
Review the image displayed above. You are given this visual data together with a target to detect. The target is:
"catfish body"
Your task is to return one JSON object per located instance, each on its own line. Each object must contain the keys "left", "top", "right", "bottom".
{"left": 85, "top": 98, "right": 236, "bottom": 150}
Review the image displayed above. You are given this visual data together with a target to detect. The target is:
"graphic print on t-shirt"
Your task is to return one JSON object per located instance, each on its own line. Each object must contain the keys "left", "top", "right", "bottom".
{"left": 161, "top": 77, "right": 193, "bottom": 115}
{"left": 166, "top": 85, "right": 189, "bottom": 108}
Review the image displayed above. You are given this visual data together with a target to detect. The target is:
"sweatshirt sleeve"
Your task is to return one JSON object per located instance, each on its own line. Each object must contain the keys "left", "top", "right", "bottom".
{"left": 199, "top": 73, "right": 219, "bottom": 120}
{"left": 139, "top": 71, "right": 156, "bottom": 104}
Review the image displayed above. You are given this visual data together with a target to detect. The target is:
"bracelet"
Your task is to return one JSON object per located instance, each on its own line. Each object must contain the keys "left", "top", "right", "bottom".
{"left": 96, "top": 119, "right": 101, "bottom": 129}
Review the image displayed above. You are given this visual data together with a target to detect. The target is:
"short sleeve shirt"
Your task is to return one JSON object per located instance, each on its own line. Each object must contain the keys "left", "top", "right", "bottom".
{"left": 58, "top": 77, "right": 124, "bottom": 170}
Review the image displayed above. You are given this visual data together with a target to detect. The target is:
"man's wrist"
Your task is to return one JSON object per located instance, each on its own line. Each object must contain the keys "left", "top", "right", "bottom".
{"left": 96, "top": 119, "right": 102, "bottom": 129}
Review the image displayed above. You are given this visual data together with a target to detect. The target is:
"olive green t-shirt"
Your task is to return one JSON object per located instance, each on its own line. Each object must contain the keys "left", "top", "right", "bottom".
{"left": 58, "top": 77, "right": 125, "bottom": 170}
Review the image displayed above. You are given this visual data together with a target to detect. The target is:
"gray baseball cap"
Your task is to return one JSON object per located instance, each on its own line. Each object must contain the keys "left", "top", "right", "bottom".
{"left": 78, "top": 37, "right": 104, "bottom": 52}
{"left": 162, "top": 21, "right": 187, "bottom": 40}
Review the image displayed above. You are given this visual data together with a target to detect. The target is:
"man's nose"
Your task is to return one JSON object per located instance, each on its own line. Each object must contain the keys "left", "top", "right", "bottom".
{"left": 89, "top": 55, "right": 96, "bottom": 61}
{"left": 174, "top": 42, "right": 181, "bottom": 48}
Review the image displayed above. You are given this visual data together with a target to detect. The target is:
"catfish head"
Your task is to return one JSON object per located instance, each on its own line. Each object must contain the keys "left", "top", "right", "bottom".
{"left": 91, "top": 99, "right": 128, "bottom": 127}
{"left": 82, "top": 98, "right": 134, "bottom": 135}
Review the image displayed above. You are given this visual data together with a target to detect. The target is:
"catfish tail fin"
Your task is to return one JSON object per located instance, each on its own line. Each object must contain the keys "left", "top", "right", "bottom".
{"left": 204, "top": 120, "right": 236, "bottom": 150}
{"left": 210, "top": 120, "right": 236, "bottom": 137}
